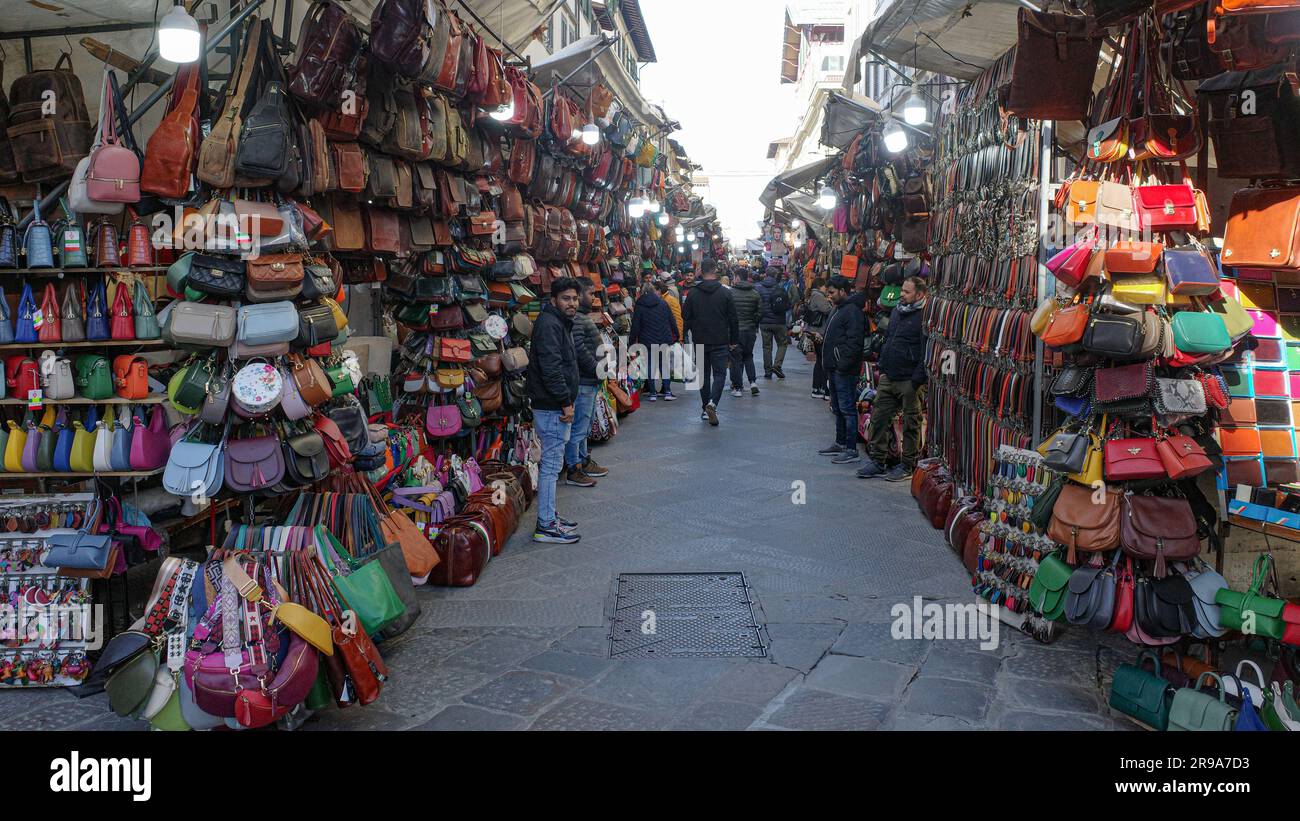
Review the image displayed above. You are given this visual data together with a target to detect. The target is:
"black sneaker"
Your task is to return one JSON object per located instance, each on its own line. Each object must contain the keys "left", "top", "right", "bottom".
{"left": 764, "top": 372, "right": 774, "bottom": 380}
{"left": 773, "top": 367, "right": 786, "bottom": 379}
{"left": 704, "top": 403, "right": 718, "bottom": 426}
{"left": 831, "top": 449, "right": 860, "bottom": 464}
{"left": 533, "top": 522, "right": 580, "bottom": 544}
{"left": 751, "top": 385, "right": 760, "bottom": 396}
{"left": 700, "top": 410, "right": 710, "bottom": 421}
{"left": 885, "top": 465, "right": 914, "bottom": 483}
{"left": 818, "top": 444, "right": 843, "bottom": 455}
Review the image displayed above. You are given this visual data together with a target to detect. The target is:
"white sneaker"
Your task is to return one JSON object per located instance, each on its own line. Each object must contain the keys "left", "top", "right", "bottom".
{"left": 731, "top": 388, "right": 743, "bottom": 397}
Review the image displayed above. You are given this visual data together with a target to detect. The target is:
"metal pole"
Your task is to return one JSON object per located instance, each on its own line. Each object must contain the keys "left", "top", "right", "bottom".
{"left": 540, "top": 35, "right": 619, "bottom": 102}
{"left": 19, "top": 0, "right": 269, "bottom": 230}
{"left": 1031, "top": 119, "right": 1054, "bottom": 447}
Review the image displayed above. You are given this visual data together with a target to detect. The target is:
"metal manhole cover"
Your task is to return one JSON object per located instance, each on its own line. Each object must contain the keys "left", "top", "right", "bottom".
{"left": 609, "top": 572, "right": 767, "bottom": 659}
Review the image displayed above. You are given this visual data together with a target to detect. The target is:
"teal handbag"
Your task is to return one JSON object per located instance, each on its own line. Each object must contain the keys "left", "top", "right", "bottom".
{"left": 1215, "top": 554, "right": 1287, "bottom": 640}
{"left": 1108, "top": 649, "right": 1173, "bottom": 730}
{"left": 1027, "top": 552, "right": 1073, "bottom": 621}
{"left": 167, "top": 252, "right": 195, "bottom": 293}
{"left": 54, "top": 199, "right": 88, "bottom": 268}
{"left": 1171, "top": 311, "right": 1230, "bottom": 354}
{"left": 1169, "top": 672, "right": 1238, "bottom": 731}
{"left": 133, "top": 280, "right": 161, "bottom": 340}
{"left": 315, "top": 525, "right": 405, "bottom": 636}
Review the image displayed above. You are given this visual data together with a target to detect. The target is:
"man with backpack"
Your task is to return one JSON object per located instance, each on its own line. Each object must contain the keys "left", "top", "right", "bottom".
{"left": 757, "top": 269, "right": 791, "bottom": 379}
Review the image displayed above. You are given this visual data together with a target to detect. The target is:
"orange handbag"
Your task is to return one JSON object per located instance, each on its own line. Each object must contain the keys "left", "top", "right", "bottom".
{"left": 1219, "top": 426, "right": 1262, "bottom": 457}
{"left": 1223, "top": 398, "right": 1258, "bottom": 425}
{"left": 1104, "top": 241, "right": 1163, "bottom": 274}
{"left": 1065, "top": 180, "right": 1101, "bottom": 224}
{"left": 437, "top": 337, "right": 472, "bottom": 363}
{"left": 1039, "top": 298, "right": 1093, "bottom": 347}
{"left": 112, "top": 354, "right": 149, "bottom": 399}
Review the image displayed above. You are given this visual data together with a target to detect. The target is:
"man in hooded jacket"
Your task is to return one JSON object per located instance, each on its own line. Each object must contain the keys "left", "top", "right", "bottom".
{"left": 728, "top": 268, "right": 764, "bottom": 396}
{"left": 817, "top": 276, "right": 868, "bottom": 464}
{"left": 682, "top": 259, "right": 738, "bottom": 426}
{"left": 629, "top": 280, "right": 680, "bottom": 400}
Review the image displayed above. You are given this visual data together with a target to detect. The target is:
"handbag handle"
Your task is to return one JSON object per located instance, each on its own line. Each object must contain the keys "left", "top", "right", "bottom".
{"left": 1195, "top": 671, "right": 1227, "bottom": 702}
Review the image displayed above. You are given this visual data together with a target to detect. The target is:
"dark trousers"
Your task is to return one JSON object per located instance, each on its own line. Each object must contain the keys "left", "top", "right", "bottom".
{"left": 730, "top": 329, "right": 757, "bottom": 389}
{"left": 867, "top": 375, "right": 922, "bottom": 469}
{"left": 812, "top": 340, "right": 828, "bottom": 393}
{"left": 700, "top": 344, "right": 730, "bottom": 407}
{"left": 829, "top": 372, "right": 859, "bottom": 450}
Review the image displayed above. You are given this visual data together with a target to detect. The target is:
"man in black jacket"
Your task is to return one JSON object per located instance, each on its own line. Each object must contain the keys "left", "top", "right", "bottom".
{"left": 859, "top": 276, "right": 929, "bottom": 482}
{"left": 756, "top": 270, "right": 791, "bottom": 378}
{"left": 729, "top": 268, "right": 764, "bottom": 396}
{"left": 816, "top": 276, "right": 867, "bottom": 464}
{"left": 682, "top": 259, "right": 738, "bottom": 426}
{"left": 527, "top": 277, "right": 582, "bottom": 543}
{"left": 565, "top": 279, "right": 609, "bottom": 489}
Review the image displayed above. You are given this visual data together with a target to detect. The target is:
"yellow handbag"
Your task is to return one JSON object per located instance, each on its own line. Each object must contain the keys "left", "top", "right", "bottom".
{"left": 70, "top": 418, "right": 97, "bottom": 473}
{"left": 636, "top": 139, "right": 656, "bottom": 167}
{"left": 323, "top": 297, "right": 348, "bottom": 332}
{"left": 1068, "top": 430, "right": 1104, "bottom": 486}
{"left": 1030, "top": 298, "right": 1058, "bottom": 336}
{"left": 435, "top": 368, "right": 465, "bottom": 390}
{"left": 1065, "top": 180, "right": 1100, "bottom": 225}
{"left": 4, "top": 420, "right": 27, "bottom": 472}
{"left": 1109, "top": 273, "right": 1167, "bottom": 305}
{"left": 1209, "top": 296, "right": 1253, "bottom": 340}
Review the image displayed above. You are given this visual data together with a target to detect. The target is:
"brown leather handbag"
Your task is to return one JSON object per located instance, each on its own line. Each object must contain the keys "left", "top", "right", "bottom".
{"left": 1047, "top": 482, "right": 1122, "bottom": 563}
{"left": 473, "top": 377, "right": 503, "bottom": 414}
{"left": 326, "top": 194, "right": 365, "bottom": 252}
{"left": 246, "top": 253, "right": 304, "bottom": 292}
{"left": 364, "top": 207, "right": 401, "bottom": 253}
{"left": 1119, "top": 493, "right": 1201, "bottom": 577}
{"left": 141, "top": 71, "right": 200, "bottom": 199}
{"left": 287, "top": 353, "right": 331, "bottom": 406}
{"left": 331, "top": 141, "right": 367, "bottom": 192}
{"left": 463, "top": 492, "right": 514, "bottom": 553}
{"left": 198, "top": 18, "right": 263, "bottom": 188}
{"left": 1222, "top": 186, "right": 1300, "bottom": 271}
{"left": 1005, "top": 8, "right": 1103, "bottom": 121}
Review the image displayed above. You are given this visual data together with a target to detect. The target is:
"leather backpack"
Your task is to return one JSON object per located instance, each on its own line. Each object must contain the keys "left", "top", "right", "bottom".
{"left": 316, "top": 55, "right": 369, "bottom": 141}
{"left": 383, "top": 81, "right": 425, "bottom": 161}
{"left": 370, "top": 0, "right": 434, "bottom": 78}
{"left": 141, "top": 70, "right": 200, "bottom": 198}
{"left": 198, "top": 18, "right": 264, "bottom": 188}
{"left": 234, "top": 25, "right": 294, "bottom": 181}
{"left": 287, "top": 0, "right": 362, "bottom": 108}
{"left": 359, "top": 62, "right": 398, "bottom": 147}
{"left": 6, "top": 53, "right": 92, "bottom": 183}
{"left": 1005, "top": 9, "right": 1103, "bottom": 121}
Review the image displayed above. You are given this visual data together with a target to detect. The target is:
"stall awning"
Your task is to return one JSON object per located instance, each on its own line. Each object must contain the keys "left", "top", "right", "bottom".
{"left": 780, "top": 9, "right": 802, "bottom": 84}
{"left": 530, "top": 33, "right": 668, "bottom": 129}
{"left": 759, "top": 155, "right": 839, "bottom": 209}
{"left": 775, "top": 193, "right": 831, "bottom": 231}
{"left": 849, "top": 0, "right": 1024, "bottom": 83}
{"left": 821, "top": 91, "right": 883, "bottom": 150}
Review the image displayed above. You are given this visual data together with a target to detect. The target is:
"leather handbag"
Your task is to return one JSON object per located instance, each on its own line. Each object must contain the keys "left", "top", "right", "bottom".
{"left": 37, "top": 283, "right": 61, "bottom": 343}
{"left": 283, "top": 430, "right": 330, "bottom": 485}
{"left": 74, "top": 354, "right": 113, "bottom": 400}
{"left": 1048, "top": 483, "right": 1122, "bottom": 563}
{"left": 1171, "top": 311, "right": 1230, "bottom": 354}
{"left": 1083, "top": 313, "right": 1145, "bottom": 359}
{"left": 141, "top": 70, "right": 199, "bottom": 198}
{"left": 1199, "top": 66, "right": 1300, "bottom": 179}
{"left": 224, "top": 434, "right": 286, "bottom": 492}
{"left": 1094, "top": 361, "right": 1152, "bottom": 407}
{"left": 186, "top": 254, "right": 246, "bottom": 298}
{"left": 1120, "top": 493, "right": 1202, "bottom": 577}
{"left": 1164, "top": 247, "right": 1220, "bottom": 296}
{"left": 83, "top": 74, "right": 140, "bottom": 204}
{"left": 1222, "top": 186, "right": 1300, "bottom": 270}
{"left": 1027, "top": 551, "right": 1073, "bottom": 621}
{"left": 1133, "top": 184, "right": 1198, "bottom": 231}
{"left": 1169, "top": 672, "right": 1238, "bottom": 731}
{"left": 1110, "top": 649, "right": 1175, "bottom": 730}
{"left": 0, "top": 201, "right": 18, "bottom": 268}
{"left": 1065, "top": 551, "right": 1119, "bottom": 629}
{"left": 0, "top": 286, "right": 13, "bottom": 343}
{"left": 314, "top": 524, "right": 404, "bottom": 635}
{"left": 1105, "top": 241, "right": 1162, "bottom": 274}
{"left": 163, "top": 423, "right": 226, "bottom": 499}
{"left": 109, "top": 280, "right": 135, "bottom": 340}
{"left": 132, "top": 280, "right": 160, "bottom": 340}
{"left": 426, "top": 402, "right": 462, "bottom": 437}
{"left": 231, "top": 362, "right": 283, "bottom": 417}
{"left": 236, "top": 302, "right": 299, "bottom": 350}
{"left": 1156, "top": 432, "right": 1213, "bottom": 479}
{"left": 1046, "top": 233, "right": 1097, "bottom": 287}
{"left": 278, "top": 365, "right": 311, "bottom": 420}
{"left": 295, "top": 304, "right": 338, "bottom": 348}
{"left": 1039, "top": 296, "right": 1092, "bottom": 347}
{"left": 286, "top": 353, "right": 331, "bottom": 406}
{"left": 163, "top": 302, "right": 237, "bottom": 349}
{"left": 112, "top": 354, "right": 149, "bottom": 399}
{"left": 429, "top": 514, "right": 491, "bottom": 586}
{"left": 1216, "top": 554, "right": 1287, "bottom": 640}
{"left": 1105, "top": 435, "right": 1166, "bottom": 481}
{"left": 129, "top": 405, "right": 170, "bottom": 470}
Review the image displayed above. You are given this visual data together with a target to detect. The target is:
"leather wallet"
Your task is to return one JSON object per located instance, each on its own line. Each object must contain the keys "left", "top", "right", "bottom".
{"left": 1226, "top": 458, "right": 1264, "bottom": 488}
{"left": 1254, "top": 368, "right": 1288, "bottom": 398}
{"left": 1220, "top": 426, "right": 1263, "bottom": 457}
{"left": 1222, "top": 398, "right": 1258, "bottom": 425}
{"left": 1265, "top": 459, "right": 1300, "bottom": 485}
{"left": 1237, "top": 281, "right": 1277, "bottom": 311}
{"left": 1257, "top": 398, "right": 1293, "bottom": 426}
{"left": 1261, "top": 428, "right": 1296, "bottom": 459}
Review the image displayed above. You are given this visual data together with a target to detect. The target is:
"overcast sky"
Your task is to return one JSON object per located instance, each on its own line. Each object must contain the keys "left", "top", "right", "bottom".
{"left": 638, "top": 0, "right": 797, "bottom": 246}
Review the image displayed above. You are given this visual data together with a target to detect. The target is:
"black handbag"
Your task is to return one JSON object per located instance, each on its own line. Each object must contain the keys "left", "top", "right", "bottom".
{"left": 1041, "top": 428, "right": 1090, "bottom": 474}
{"left": 1050, "top": 366, "right": 1092, "bottom": 397}
{"left": 301, "top": 262, "right": 337, "bottom": 301}
{"left": 295, "top": 304, "right": 338, "bottom": 348}
{"left": 326, "top": 403, "right": 368, "bottom": 454}
{"left": 186, "top": 254, "right": 247, "bottom": 298}
{"left": 1082, "top": 314, "right": 1145, "bottom": 360}
{"left": 283, "top": 430, "right": 330, "bottom": 485}
{"left": 234, "top": 28, "right": 293, "bottom": 179}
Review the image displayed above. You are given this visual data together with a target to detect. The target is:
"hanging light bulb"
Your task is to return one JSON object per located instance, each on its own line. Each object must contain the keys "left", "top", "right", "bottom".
{"left": 648, "top": 198, "right": 661, "bottom": 213}
{"left": 883, "top": 120, "right": 909, "bottom": 154}
{"left": 581, "top": 123, "right": 600, "bottom": 146}
{"left": 629, "top": 197, "right": 646, "bottom": 219}
{"left": 678, "top": 245, "right": 686, "bottom": 253}
{"left": 691, "top": 242, "right": 700, "bottom": 250}
{"left": 791, "top": 218, "right": 803, "bottom": 229}
{"left": 490, "top": 98, "right": 515, "bottom": 121}
{"left": 903, "top": 87, "right": 927, "bottom": 126}
{"left": 159, "top": 2, "right": 201, "bottom": 63}
{"left": 817, "top": 185, "right": 837, "bottom": 210}
{"left": 658, "top": 212, "right": 670, "bottom": 226}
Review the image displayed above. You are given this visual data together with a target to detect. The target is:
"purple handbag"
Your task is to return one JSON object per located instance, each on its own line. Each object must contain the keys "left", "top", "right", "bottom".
{"left": 21, "top": 416, "right": 41, "bottom": 472}
{"left": 278, "top": 365, "right": 310, "bottom": 420}
{"left": 425, "top": 404, "right": 462, "bottom": 438}
{"left": 129, "top": 405, "right": 171, "bottom": 470}
{"left": 223, "top": 435, "right": 285, "bottom": 492}
{"left": 1163, "top": 248, "right": 1220, "bottom": 296}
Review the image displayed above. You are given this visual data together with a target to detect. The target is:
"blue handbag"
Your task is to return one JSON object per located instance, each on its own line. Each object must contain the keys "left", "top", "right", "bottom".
{"left": 45, "top": 530, "right": 114, "bottom": 570}
{"left": 0, "top": 196, "right": 17, "bottom": 268}
{"left": 15, "top": 282, "right": 38, "bottom": 343}
{"left": 0, "top": 285, "right": 12, "bottom": 344}
{"left": 86, "top": 277, "right": 110, "bottom": 341}
{"left": 1233, "top": 680, "right": 1270, "bottom": 731}
{"left": 23, "top": 199, "right": 54, "bottom": 269}
{"left": 53, "top": 410, "right": 75, "bottom": 473}
{"left": 110, "top": 406, "right": 134, "bottom": 472}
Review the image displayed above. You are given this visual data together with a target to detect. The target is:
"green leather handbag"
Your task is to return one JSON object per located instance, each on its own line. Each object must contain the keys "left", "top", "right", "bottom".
{"left": 166, "top": 252, "right": 195, "bottom": 293}
{"left": 133, "top": 280, "right": 161, "bottom": 340}
{"left": 1171, "top": 310, "right": 1230, "bottom": 354}
{"left": 315, "top": 525, "right": 405, "bottom": 636}
{"left": 1027, "top": 552, "right": 1072, "bottom": 621}
{"left": 326, "top": 362, "right": 354, "bottom": 397}
{"left": 169, "top": 358, "right": 215, "bottom": 413}
{"left": 55, "top": 199, "right": 88, "bottom": 268}
{"left": 457, "top": 394, "right": 483, "bottom": 428}
{"left": 1169, "top": 672, "right": 1238, "bottom": 731}
{"left": 74, "top": 355, "right": 114, "bottom": 400}
{"left": 1029, "top": 476, "right": 1065, "bottom": 532}
{"left": 1108, "top": 649, "right": 1173, "bottom": 730}
{"left": 1215, "top": 554, "right": 1286, "bottom": 640}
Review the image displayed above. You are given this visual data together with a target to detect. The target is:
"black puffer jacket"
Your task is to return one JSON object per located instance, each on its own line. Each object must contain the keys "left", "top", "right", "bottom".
{"left": 757, "top": 276, "right": 788, "bottom": 325}
{"left": 820, "top": 291, "right": 867, "bottom": 376}
{"left": 730, "top": 280, "right": 764, "bottom": 335}
{"left": 571, "top": 306, "right": 601, "bottom": 387}
{"left": 682, "top": 279, "right": 738, "bottom": 346}
{"left": 879, "top": 299, "right": 929, "bottom": 386}
{"left": 629, "top": 290, "right": 679, "bottom": 346}
{"left": 526, "top": 302, "right": 579, "bottom": 410}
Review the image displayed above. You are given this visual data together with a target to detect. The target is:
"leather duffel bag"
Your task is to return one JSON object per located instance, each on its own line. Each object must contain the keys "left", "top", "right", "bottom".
{"left": 429, "top": 514, "right": 492, "bottom": 587}
{"left": 912, "top": 456, "right": 945, "bottom": 501}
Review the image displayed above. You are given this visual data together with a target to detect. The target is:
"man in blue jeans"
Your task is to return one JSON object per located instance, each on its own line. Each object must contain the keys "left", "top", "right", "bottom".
{"left": 815, "top": 276, "right": 867, "bottom": 464}
{"left": 565, "top": 278, "right": 608, "bottom": 487}
{"left": 526, "top": 277, "right": 583, "bottom": 543}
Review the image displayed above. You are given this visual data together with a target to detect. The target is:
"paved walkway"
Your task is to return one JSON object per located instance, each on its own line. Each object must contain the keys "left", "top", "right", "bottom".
{"left": 0, "top": 357, "right": 1133, "bottom": 731}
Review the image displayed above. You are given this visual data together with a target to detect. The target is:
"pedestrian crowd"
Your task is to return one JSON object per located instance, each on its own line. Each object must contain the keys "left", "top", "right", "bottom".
{"left": 524, "top": 254, "right": 930, "bottom": 544}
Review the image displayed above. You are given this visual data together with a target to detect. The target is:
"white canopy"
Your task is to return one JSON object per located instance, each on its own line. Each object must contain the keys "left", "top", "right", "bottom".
{"left": 759, "top": 156, "right": 839, "bottom": 209}
{"left": 530, "top": 33, "right": 670, "bottom": 130}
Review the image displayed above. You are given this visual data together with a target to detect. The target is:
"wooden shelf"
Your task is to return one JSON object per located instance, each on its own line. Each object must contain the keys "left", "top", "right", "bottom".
{"left": 0, "top": 468, "right": 163, "bottom": 480}
{"left": 0, "top": 339, "right": 167, "bottom": 351}
{"left": 1, "top": 266, "right": 167, "bottom": 276}
{"left": 0, "top": 396, "right": 168, "bottom": 405}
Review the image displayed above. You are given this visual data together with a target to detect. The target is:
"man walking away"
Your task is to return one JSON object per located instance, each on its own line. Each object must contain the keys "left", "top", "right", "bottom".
{"left": 628, "top": 279, "right": 679, "bottom": 401}
{"left": 565, "top": 279, "right": 608, "bottom": 488}
{"left": 803, "top": 279, "right": 833, "bottom": 399}
{"left": 757, "top": 267, "right": 791, "bottom": 379}
{"left": 682, "top": 259, "right": 738, "bottom": 426}
{"left": 728, "top": 268, "right": 764, "bottom": 397}
{"left": 527, "top": 277, "right": 583, "bottom": 543}
{"left": 817, "top": 276, "right": 867, "bottom": 464}
{"left": 859, "top": 276, "right": 929, "bottom": 482}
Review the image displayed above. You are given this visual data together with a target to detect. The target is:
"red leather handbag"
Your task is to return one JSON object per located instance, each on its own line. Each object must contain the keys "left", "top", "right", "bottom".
{"left": 1133, "top": 183, "right": 1198, "bottom": 231}
{"left": 1108, "top": 557, "right": 1136, "bottom": 633}
{"left": 313, "top": 414, "right": 353, "bottom": 466}
{"left": 93, "top": 220, "right": 121, "bottom": 267}
{"left": 233, "top": 633, "right": 318, "bottom": 728}
{"left": 1104, "top": 436, "right": 1166, "bottom": 480}
{"left": 38, "top": 283, "right": 61, "bottom": 343}
{"left": 109, "top": 280, "right": 135, "bottom": 340}
{"left": 125, "top": 208, "right": 153, "bottom": 267}
{"left": 1156, "top": 433, "right": 1214, "bottom": 479}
